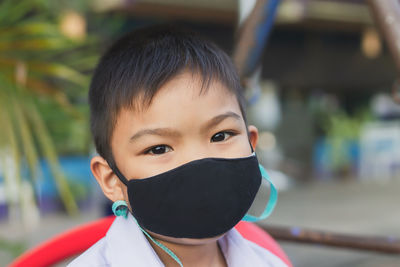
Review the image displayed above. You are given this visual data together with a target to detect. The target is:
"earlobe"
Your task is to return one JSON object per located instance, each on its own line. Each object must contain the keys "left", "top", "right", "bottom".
{"left": 90, "top": 156, "right": 125, "bottom": 202}
{"left": 247, "top": 125, "right": 259, "bottom": 150}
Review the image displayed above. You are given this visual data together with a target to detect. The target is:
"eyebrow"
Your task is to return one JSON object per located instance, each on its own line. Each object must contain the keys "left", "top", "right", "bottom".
{"left": 129, "top": 128, "right": 181, "bottom": 143}
{"left": 129, "top": 111, "right": 242, "bottom": 143}
{"left": 200, "top": 111, "right": 242, "bottom": 133}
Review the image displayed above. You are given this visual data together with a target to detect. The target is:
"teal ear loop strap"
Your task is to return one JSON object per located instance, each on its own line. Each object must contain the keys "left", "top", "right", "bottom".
{"left": 242, "top": 164, "right": 278, "bottom": 222}
{"left": 133, "top": 218, "right": 184, "bottom": 267}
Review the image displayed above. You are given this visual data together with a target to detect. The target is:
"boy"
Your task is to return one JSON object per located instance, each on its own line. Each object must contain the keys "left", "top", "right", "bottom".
{"left": 68, "top": 25, "right": 287, "bottom": 267}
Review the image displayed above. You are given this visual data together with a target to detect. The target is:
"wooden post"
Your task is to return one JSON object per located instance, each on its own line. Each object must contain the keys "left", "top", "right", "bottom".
{"left": 367, "top": 0, "right": 400, "bottom": 102}
{"left": 233, "top": 0, "right": 280, "bottom": 81}
{"left": 367, "top": 0, "right": 400, "bottom": 74}
{"left": 262, "top": 225, "right": 400, "bottom": 254}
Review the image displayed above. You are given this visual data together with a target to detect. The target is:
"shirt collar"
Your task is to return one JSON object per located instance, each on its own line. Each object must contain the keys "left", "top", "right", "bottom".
{"left": 105, "top": 214, "right": 273, "bottom": 267}
{"left": 106, "top": 215, "right": 164, "bottom": 267}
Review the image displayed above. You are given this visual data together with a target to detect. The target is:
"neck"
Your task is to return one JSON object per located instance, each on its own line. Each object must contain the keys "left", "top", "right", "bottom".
{"left": 146, "top": 235, "right": 227, "bottom": 267}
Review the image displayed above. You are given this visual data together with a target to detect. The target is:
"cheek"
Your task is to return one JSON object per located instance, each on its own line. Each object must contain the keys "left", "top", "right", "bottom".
{"left": 231, "top": 134, "right": 253, "bottom": 155}
{"left": 215, "top": 135, "right": 252, "bottom": 159}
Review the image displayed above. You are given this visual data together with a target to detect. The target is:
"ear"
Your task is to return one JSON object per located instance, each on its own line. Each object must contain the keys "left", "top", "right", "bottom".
{"left": 247, "top": 125, "right": 259, "bottom": 150}
{"left": 90, "top": 155, "right": 125, "bottom": 202}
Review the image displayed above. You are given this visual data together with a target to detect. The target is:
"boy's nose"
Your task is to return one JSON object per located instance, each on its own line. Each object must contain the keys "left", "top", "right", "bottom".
{"left": 177, "top": 147, "right": 213, "bottom": 166}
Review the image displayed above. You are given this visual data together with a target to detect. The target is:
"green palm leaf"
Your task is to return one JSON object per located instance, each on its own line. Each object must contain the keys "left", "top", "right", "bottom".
{"left": 0, "top": 0, "right": 96, "bottom": 218}
{"left": 27, "top": 99, "right": 79, "bottom": 215}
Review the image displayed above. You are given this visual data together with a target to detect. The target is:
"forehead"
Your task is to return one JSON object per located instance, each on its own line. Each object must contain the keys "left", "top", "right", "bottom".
{"left": 113, "top": 72, "right": 243, "bottom": 136}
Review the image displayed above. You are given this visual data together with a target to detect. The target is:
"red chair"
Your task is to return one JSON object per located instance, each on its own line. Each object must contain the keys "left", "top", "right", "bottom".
{"left": 9, "top": 216, "right": 292, "bottom": 267}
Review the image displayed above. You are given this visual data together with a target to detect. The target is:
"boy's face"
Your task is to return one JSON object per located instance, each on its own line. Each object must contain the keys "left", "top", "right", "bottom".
{"left": 91, "top": 71, "right": 258, "bottom": 244}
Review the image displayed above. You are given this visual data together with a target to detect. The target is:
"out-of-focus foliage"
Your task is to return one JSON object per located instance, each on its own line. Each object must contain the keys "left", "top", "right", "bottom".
{"left": 0, "top": 0, "right": 100, "bottom": 219}
{"left": 323, "top": 110, "right": 372, "bottom": 173}
{"left": 0, "top": 237, "right": 25, "bottom": 258}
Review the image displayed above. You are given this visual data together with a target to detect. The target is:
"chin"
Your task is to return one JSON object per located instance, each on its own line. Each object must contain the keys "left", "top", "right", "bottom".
{"left": 147, "top": 230, "right": 226, "bottom": 245}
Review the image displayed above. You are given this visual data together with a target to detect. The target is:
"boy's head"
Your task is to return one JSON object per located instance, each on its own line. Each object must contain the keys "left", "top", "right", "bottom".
{"left": 89, "top": 25, "right": 259, "bottom": 244}
{"left": 89, "top": 25, "right": 249, "bottom": 167}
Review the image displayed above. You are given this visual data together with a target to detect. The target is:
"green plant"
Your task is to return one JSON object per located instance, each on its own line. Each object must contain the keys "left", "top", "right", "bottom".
{"left": 0, "top": 0, "right": 97, "bottom": 219}
{"left": 0, "top": 236, "right": 25, "bottom": 258}
{"left": 323, "top": 110, "right": 371, "bottom": 172}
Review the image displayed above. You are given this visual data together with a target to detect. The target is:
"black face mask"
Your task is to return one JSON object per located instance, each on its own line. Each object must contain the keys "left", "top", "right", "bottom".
{"left": 111, "top": 153, "right": 262, "bottom": 239}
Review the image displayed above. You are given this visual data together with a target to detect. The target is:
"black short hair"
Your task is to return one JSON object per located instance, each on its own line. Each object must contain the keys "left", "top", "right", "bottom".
{"left": 89, "top": 25, "right": 247, "bottom": 164}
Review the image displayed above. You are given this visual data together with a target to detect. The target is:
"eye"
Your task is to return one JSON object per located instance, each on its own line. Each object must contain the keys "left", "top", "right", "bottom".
{"left": 211, "top": 131, "right": 236, "bottom": 142}
{"left": 144, "top": 145, "right": 172, "bottom": 155}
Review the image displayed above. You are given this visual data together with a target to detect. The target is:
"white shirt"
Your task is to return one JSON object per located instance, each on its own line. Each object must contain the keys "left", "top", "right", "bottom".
{"left": 68, "top": 215, "right": 288, "bottom": 267}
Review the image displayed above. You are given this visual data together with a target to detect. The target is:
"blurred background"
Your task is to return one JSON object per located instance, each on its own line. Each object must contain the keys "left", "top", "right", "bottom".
{"left": 1, "top": 0, "right": 400, "bottom": 266}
